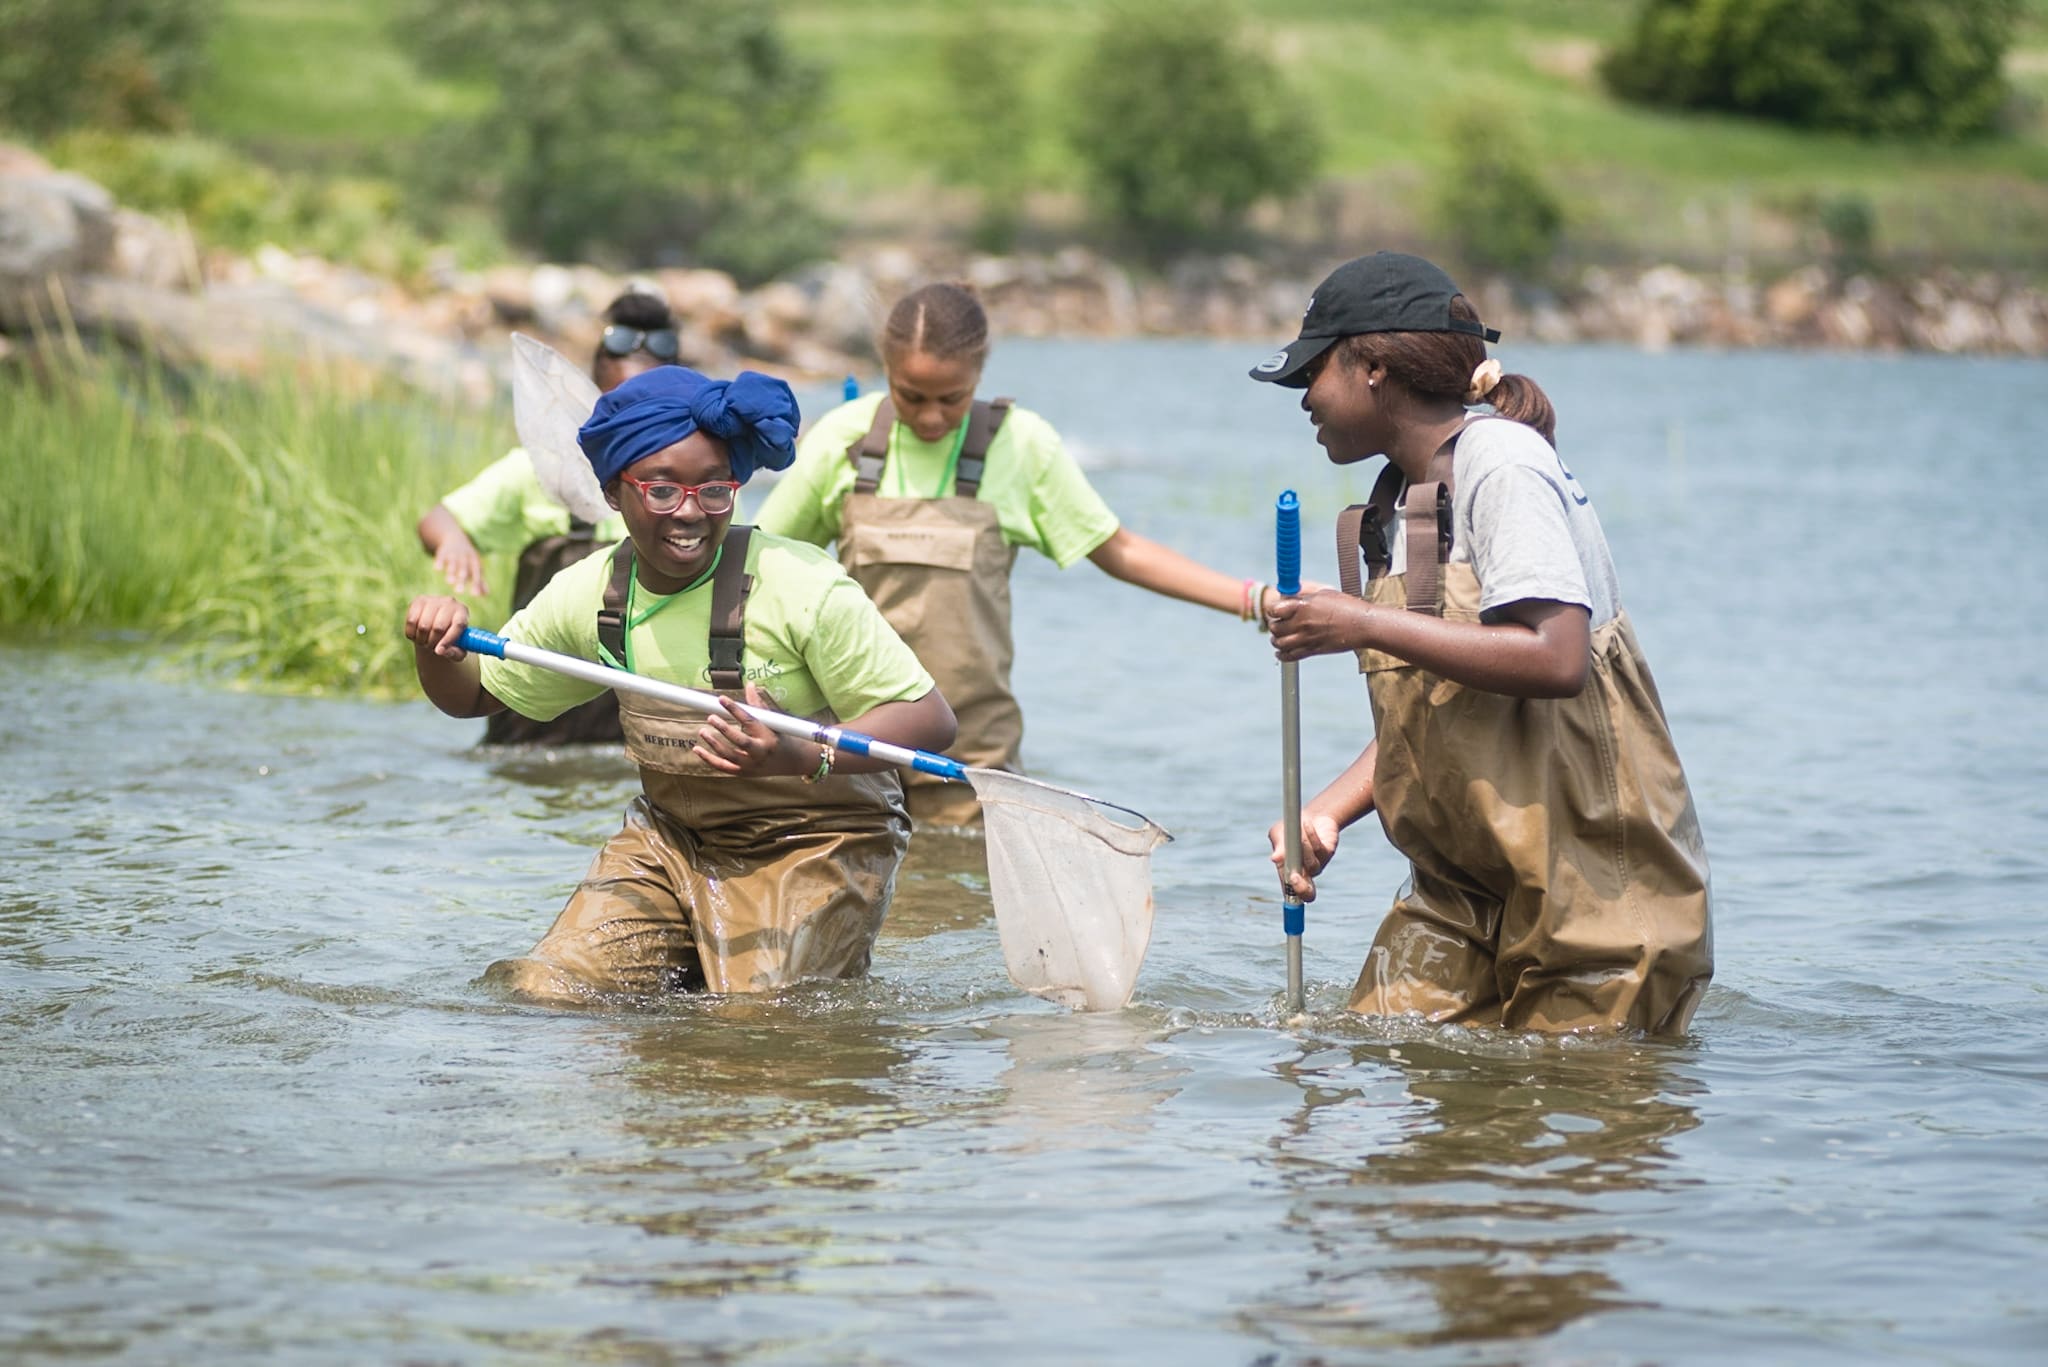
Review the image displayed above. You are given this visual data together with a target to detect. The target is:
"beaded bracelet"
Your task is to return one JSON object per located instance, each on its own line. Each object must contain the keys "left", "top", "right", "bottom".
{"left": 801, "top": 744, "right": 834, "bottom": 784}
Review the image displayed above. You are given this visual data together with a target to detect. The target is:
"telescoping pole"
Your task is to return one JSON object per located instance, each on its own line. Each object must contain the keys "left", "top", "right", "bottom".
{"left": 1276, "top": 490, "right": 1305, "bottom": 1014}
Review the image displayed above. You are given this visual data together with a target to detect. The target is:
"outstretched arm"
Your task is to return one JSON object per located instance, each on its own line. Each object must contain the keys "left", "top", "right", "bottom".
{"left": 1086, "top": 526, "right": 1290, "bottom": 620}
{"left": 417, "top": 504, "right": 489, "bottom": 597}
{"left": 1268, "top": 592, "right": 1591, "bottom": 699}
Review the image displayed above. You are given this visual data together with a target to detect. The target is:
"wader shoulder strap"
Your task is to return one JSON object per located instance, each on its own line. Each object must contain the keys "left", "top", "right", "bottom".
{"left": 1399, "top": 439, "right": 1459, "bottom": 616}
{"left": 1335, "top": 462, "right": 1407, "bottom": 598}
{"left": 955, "top": 398, "right": 1012, "bottom": 498}
{"left": 849, "top": 399, "right": 895, "bottom": 494}
{"left": 845, "top": 396, "right": 1011, "bottom": 498}
{"left": 1401, "top": 482, "right": 1452, "bottom": 616}
{"left": 705, "top": 526, "right": 754, "bottom": 691}
{"left": 595, "top": 531, "right": 755, "bottom": 686}
{"left": 596, "top": 539, "right": 635, "bottom": 668}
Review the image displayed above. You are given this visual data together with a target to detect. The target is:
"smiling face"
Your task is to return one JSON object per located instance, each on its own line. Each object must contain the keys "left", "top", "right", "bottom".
{"left": 1300, "top": 345, "right": 1387, "bottom": 465}
{"left": 885, "top": 348, "right": 981, "bottom": 443}
{"left": 606, "top": 430, "right": 735, "bottom": 595}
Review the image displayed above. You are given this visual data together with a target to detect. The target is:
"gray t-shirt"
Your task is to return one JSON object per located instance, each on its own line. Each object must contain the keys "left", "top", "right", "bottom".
{"left": 1389, "top": 417, "right": 1620, "bottom": 627}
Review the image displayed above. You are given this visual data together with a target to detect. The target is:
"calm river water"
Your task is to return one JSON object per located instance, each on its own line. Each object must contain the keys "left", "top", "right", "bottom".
{"left": 4, "top": 339, "right": 2045, "bottom": 1365}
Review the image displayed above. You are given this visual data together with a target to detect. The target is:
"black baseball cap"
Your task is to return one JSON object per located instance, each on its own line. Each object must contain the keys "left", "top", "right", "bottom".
{"left": 1249, "top": 251, "right": 1501, "bottom": 387}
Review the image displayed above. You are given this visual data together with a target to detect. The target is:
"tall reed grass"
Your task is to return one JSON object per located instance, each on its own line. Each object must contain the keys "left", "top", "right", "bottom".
{"left": 0, "top": 350, "right": 512, "bottom": 696}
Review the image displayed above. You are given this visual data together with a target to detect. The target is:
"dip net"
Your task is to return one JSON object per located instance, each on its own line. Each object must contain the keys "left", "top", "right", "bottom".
{"left": 966, "top": 768, "right": 1171, "bottom": 1012}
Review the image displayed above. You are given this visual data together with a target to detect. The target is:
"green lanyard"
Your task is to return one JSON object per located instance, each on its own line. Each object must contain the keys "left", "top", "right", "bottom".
{"left": 887, "top": 414, "right": 971, "bottom": 498}
{"left": 620, "top": 545, "right": 724, "bottom": 674}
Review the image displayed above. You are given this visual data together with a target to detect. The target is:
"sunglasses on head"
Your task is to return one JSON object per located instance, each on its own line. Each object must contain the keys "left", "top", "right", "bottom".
{"left": 600, "top": 325, "right": 681, "bottom": 362}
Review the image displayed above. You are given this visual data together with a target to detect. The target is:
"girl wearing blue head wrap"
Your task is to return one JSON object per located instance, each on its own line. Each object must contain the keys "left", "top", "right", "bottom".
{"left": 405, "top": 365, "right": 957, "bottom": 1003}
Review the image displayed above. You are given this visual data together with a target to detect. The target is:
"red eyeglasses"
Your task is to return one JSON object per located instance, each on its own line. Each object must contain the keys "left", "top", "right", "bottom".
{"left": 615, "top": 476, "right": 739, "bottom": 516}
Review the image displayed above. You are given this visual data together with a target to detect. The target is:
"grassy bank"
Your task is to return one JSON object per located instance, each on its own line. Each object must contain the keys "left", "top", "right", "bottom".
{"left": 174, "top": 0, "right": 2048, "bottom": 270}
{"left": 0, "top": 351, "right": 510, "bottom": 695}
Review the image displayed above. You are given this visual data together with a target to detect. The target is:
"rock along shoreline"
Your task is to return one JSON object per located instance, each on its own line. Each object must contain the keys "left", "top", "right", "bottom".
{"left": 3, "top": 149, "right": 2042, "bottom": 404}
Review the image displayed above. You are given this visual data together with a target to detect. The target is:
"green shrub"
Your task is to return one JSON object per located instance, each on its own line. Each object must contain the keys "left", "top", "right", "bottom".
{"left": 924, "top": 11, "right": 1040, "bottom": 252}
{"left": 0, "top": 0, "right": 215, "bottom": 135}
{"left": 1600, "top": 0, "right": 2019, "bottom": 140}
{"left": 1816, "top": 191, "right": 1878, "bottom": 273}
{"left": 1063, "top": 0, "right": 1321, "bottom": 255}
{"left": 1430, "top": 109, "right": 1566, "bottom": 277}
{"left": 392, "top": 0, "right": 829, "bottom": 278}
{"left": 47, "top": 130, "right": 452, "bottom": 283}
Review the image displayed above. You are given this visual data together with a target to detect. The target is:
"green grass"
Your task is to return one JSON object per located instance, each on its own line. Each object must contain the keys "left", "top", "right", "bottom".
{"left": 189, "top": 0, "right": 489, "bottom": 166}
{"left": 0, "top": 347, "right": 514, "bottom": 695}
{"left": 97, "top": 0, "right": 2048, "bottom": 271}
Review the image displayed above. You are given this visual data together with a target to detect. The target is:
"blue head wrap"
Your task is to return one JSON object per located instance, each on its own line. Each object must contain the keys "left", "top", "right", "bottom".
{"left": 577, "top": 365, "right": 800, "bottom": 487}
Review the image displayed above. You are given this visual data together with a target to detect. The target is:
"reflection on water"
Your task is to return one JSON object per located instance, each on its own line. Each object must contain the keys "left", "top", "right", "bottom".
{"left": 1256, "top": 1032, "right": 1701, "bottom": 1351}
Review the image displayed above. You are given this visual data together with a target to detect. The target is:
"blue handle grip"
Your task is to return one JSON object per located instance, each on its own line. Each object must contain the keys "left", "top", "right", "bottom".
{"left": 1275, "top": 490, "right": 1301, "bottom": 596}
{"left": 458, "top": 627, "right": 507, "bottom": 657}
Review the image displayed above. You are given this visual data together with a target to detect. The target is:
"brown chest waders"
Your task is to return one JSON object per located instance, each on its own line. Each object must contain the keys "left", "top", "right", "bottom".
{"left": 1333, "top": 442, "right": 1713, "bottom": 1035}
{"left": 483, "top": 531, "right": 910, "bottom": 1003}
{"left": 838, "top": 397, "right": 1019, "bottom": 828}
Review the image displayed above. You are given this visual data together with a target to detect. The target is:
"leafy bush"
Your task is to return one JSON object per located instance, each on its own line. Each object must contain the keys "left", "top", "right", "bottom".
{"left": 924, "top": 11, "right": 1040, "bottom": 252}
{"left": 1430, "top": 109, "right": 1565, "bottom": 277}
{"left": 1815, "top": 191, "right": 1877, "bottom": 273}
{"left": 0, "top": 0, "right": 215, "bottom": 134}
{"left": 1063, "top": 0, "right": 1321, "bottom": 255}
{"left": 48, "top": 130, "right": 458, "bottom": 281}
{"left": 392, "top": 0, "right": 829, "bottom": 280}
{"left": 1600, "top": 0, "right": 2019, "bottom": 140}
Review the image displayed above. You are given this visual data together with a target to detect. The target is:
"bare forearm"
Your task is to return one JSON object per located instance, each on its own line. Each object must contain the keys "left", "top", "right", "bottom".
{"left": 828, "top": 689, "right": 957, "bottom": 774}
{"left": 1308, "top": 741, "right": 1378, "bottom": 828}
{"left": 418, "top": 503, "right": 464, "bottom": 555}
{"left": 1087, "top": 527, "right": 1274, "bottom": 617}
{"left": 1272, "top": 592, "right": 1590, "bottom": 699}
{"left": 1366, "top": 610, "right": 1585, "bottom": 696}
{"left": 412, "top": 644, "right": 503, "bottom": 718}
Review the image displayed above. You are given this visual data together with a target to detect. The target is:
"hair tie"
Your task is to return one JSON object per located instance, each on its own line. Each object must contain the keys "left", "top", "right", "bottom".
{"left": 1465, "top": 359, "right": 1504, "bottom": 405}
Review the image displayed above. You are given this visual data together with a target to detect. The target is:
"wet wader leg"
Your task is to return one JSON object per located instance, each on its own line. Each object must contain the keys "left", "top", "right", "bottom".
{"left": 483, "top": 797, "right": 705, "bottom": 1004}
{"left": 1348, "top": 867, "right": 1505, "bottom": 1025}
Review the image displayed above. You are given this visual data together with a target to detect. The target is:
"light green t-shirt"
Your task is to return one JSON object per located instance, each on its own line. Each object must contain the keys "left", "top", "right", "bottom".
{"left": 754, "top": 394, "right": 1120, "bottom": 569}
{"left": 480, "top": 529, "right": 936, "bottom": 724}
{"left": 439, "top": 448, "right": 628, "bottom": 553}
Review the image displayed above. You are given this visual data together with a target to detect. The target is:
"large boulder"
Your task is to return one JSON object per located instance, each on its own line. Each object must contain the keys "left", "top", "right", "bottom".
{"left": 0, "top": 170, "right": 119, "bottom": 329}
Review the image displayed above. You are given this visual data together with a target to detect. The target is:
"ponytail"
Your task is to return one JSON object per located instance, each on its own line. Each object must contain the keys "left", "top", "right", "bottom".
{"left": 1473, "top": 371, "right": 1557, "bottom": 448}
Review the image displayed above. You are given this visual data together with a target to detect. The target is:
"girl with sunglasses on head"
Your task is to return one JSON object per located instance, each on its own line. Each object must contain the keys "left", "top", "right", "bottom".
{"left": 755, "top": 280, "right": 1295, "bottom": 828}
{"left": 415, "top": 289, "right": 684, "bottom": 744}
{"left": 404, "top": 366, "right": 956, "bottom": 1003}
{"left": 1252, "top": 251, "right": 1712, "bottom": 1036}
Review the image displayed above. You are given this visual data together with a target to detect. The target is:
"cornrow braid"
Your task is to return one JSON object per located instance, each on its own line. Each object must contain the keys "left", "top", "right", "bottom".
{"left": 880, "top": 282, "right": 991, "bottom": 370}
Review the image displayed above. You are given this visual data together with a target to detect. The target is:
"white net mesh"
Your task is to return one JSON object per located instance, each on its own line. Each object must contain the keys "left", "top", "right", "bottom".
{"left": 966, "top": 768, "right": 1171, "bottom": 1012}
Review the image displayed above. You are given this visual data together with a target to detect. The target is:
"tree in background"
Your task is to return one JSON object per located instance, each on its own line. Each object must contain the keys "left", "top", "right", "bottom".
{"left": 1064, "top": 1, "right": 1320, "bottom": 256}
{"left": 1430, "top": 107, "right": 1565, "bottom": 279}
{"left": 1600, "top": 0, "right": 2019, "bottom": 140}
{"left": 393, "top": 0, "right": 829, "bottom": 281}
{"left": 923, "top": 11, "right": 1040, "bottom": 253}
{"left": 0, "top": 0, "right": 214, "bottom": 135}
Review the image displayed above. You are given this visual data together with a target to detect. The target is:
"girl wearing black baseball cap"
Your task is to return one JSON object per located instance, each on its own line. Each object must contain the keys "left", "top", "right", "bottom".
{"left": 1253, "top": 252, "right": 1713, "bottom": 1036}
